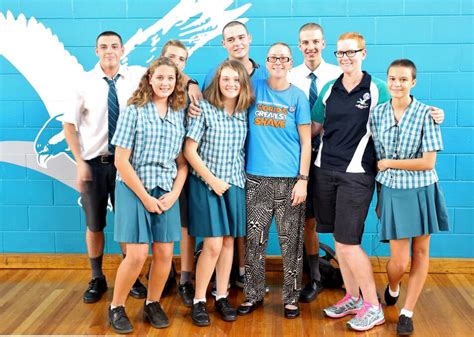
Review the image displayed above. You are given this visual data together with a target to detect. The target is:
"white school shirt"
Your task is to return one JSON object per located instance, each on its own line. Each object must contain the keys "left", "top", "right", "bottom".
{"left": 288, "top": 59, "right": 342, "bottom": 99}
{"left": 62, "top": 64, "right": 145, "bottom": 160}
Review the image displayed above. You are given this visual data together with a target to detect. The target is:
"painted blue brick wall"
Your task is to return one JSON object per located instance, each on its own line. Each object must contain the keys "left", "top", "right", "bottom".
{"left": 0, "top": 0, "right": 472, "bottom": 257}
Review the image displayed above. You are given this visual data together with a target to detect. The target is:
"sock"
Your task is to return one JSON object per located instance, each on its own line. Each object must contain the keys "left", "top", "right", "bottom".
{"left": 180, "top": 271, "right": 192, "bottom": 285}
{"left": 351, "top": 295, "right": 359, "bottom": 301}
{"left": 89, "top": 255, "right": 104, "bottom": 279}
{"left": 308, "top": 254, "right": 321, "bottom": 281}
{"left": 401, "top": 308, "right": 413, "bottom": 318}
{"left": 193, "top": 298, "right": 206, "bottom": 305}
{"left": 146, "top": 300, "right": 157, "bottom": 306}
{"left": 110, "top": 304, "right": 121, "bottom": 310}
{"left": 389, "top": 283, "right": 400, "bottom": 297}
{"left": 239, "top": 267, "right": 245, "bottom": 276}
{"left": 215, "top": 294, "right": 227, "bottom": 301}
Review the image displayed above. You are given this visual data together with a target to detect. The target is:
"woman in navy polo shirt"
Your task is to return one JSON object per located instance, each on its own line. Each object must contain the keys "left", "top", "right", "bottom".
{"left": 108, "top": 57, "right": 188, "bottom": 333}
{"left": 311, "top": 32, "right": 389, "bottom": 331}
{"left": 184, "top": 60, "right": 255, "bottom": 326}
{"left": 311, "top": 33, "right": 444, "bottom": 332}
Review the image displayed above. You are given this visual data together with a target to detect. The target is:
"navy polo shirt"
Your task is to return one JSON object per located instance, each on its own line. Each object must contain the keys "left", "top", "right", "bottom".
{"left": 311, "top": 71, "right": 390, "bottom": 175}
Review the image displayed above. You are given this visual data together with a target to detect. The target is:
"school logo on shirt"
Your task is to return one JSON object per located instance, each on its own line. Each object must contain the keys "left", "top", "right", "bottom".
{"left": 355, "top": 92, "right": 371, "bottom": 109}
{"left": 254, "top": 103, "right": 288, "bottom": 128}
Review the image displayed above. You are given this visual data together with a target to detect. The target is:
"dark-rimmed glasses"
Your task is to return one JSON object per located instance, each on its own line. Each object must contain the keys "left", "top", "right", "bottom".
{"left": 334, "top": 49, "right": 364, "bottom": 58}
{"left": 266, "top": 56, "right": 291, "bottom": 63}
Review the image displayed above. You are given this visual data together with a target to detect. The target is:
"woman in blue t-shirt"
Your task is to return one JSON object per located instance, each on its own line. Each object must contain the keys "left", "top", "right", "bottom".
{"left": 237, "top": 42, "right": 312, "bottom": 319}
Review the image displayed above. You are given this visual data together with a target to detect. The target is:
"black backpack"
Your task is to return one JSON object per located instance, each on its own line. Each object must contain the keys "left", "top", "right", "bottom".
{"left": 318, "top": 243, "right": 344, "bottom": 289}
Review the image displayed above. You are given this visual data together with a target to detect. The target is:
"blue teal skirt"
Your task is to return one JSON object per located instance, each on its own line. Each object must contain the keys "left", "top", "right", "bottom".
{"left": 187, "top": 174, "right": 246, "bottom": 238}
{"left": 379, "top": 183, "right": 449, "bottom": 242}
{"left": 114, "top": 181, "right": 182, "bottom": 243}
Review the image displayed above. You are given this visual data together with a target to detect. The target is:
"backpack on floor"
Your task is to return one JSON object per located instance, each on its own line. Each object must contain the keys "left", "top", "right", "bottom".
{"left": 318, "top": 243, "right": 344, "bottom": 289}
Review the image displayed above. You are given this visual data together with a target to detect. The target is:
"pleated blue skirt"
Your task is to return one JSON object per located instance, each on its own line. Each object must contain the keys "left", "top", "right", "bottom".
{"left": 187, "top": 174, "right": 246, "bottom": 238}
{"left": 379, "top": 183, "right": 449, "bottom": 242}
{"left": 114, "top": 181, "right": 182, "bottom": 243}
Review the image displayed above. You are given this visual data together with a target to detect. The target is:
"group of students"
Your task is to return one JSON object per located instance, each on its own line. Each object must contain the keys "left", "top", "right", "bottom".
{"left": 63, "top": 20, "right": 449, "bottom": 336}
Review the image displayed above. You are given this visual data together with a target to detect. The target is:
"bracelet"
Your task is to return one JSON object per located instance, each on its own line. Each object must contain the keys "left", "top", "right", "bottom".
{"left": 296, "top": 174, "right": 309, "bottom": 181}
{"left": 186, "top": 79, "right": 199, "bottom": 90}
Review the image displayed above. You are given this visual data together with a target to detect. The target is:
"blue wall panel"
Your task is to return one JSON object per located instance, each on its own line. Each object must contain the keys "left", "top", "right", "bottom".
{"left": 0, "top": 0, "right": 472, "bottom": 258}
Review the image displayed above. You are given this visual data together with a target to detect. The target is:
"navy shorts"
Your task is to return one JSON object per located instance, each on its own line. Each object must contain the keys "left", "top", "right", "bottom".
{"left": 80, "top": 156, "right": 116, "bottom": 232}
{"left": 313, "top": 167, "right": 374, "bottom": 245}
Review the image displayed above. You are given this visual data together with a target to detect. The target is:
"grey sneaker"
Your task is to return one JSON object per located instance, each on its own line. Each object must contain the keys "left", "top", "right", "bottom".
{"left": 323, "top": 294, "right": 363, "bottom": 318}
{"left": 346, "top": 302, "right": 385, "bottom": 331}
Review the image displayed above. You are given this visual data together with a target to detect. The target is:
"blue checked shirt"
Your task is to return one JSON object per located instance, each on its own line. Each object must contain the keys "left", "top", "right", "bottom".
{"left": 370, "top": 97, "right": 443, "bottom": 189}
{"left": 111, "top": 101, "right": 186, "bottom": 191}
{"left": 186, "top": 100, "right": 247, "bottom": 189}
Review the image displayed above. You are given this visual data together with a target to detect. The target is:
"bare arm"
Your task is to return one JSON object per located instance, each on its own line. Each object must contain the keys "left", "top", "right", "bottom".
{"left": 183, "top": 138, "right": 230, "bottom": 196}
{"left": 378, "top": 151, "right": 437, "bottom": 172}
{"left": 114, "top": 146, "right": 163, "bottom": 213}
{"left": 63, "top": 122, "right": 90, "bottom": 192}
{"left": 311, "top": 121, "right": 323, "bottom": 138}
{"left": 181, "top": 73, "right": 203, "bottom": 107}
{"left": 292, "top": 124, "right": 311, "bottom": 206}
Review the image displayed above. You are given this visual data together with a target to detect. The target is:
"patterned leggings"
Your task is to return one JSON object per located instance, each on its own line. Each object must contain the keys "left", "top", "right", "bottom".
{"left": 244, "top": 174, "right": 306, "bottom": 305}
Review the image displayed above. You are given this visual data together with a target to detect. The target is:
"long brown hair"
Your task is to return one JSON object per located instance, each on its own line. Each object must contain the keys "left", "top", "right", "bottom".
{"left": 203, "top": 60, "right": 255, "bottom": 113}
{"left": 127, "top": 57, "right": 186, "bottom": 110}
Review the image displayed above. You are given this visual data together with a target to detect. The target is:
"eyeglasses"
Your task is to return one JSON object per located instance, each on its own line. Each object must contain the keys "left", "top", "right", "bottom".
{"left": 266, "top": 56, "right": 291, "bottom": 63}
{"left": 334, "top": 49, "right": 364, "bottom": 58}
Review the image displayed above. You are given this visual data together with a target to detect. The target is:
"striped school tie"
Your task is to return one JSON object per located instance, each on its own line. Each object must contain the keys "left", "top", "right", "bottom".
{"left": 309, "top": 72, "right": 318, "bottom": 110}
{"left": 104, "top": 74, "right": 120, "bottom": 153}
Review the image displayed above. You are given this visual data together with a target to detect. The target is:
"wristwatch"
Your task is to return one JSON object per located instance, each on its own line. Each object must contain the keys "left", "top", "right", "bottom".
{"left": 186, "top": 79, "right": 199, "bottom": 90}
{"left": 297, "top": 174, "right": 309, "bottom": 181}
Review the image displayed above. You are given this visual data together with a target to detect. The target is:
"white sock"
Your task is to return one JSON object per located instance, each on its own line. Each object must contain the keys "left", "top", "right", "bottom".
{"left": 389, "top": 284, "right": 400, "bottom": 297}
{"left": 110, "top": 304, "right": 121, "bottom": 310}
{"left": 401, "top": 308, "right": 413, "bottom": 318}
{"left": 351, "top": 295, "right": 359, "bottom": 301}
{"left": 193, "top": 298, "right": 206, "bottom": 305}
{"left": 145, "top": 300, "right": 155, "bottom": 306}
{"left": 215, "top": 294, "right": 227, "bottom": 301}
{"left": 239, "top": 267, "right": 245, "bottom": 276}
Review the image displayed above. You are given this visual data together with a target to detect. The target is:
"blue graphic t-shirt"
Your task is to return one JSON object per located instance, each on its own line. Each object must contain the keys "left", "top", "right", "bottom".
{"left": 246, "top": 79, "right": 311, "bottom": 177}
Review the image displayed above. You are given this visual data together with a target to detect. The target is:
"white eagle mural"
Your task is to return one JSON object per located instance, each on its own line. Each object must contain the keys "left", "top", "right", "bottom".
{"left": 0, "top": 0, "right": 251, "bottom": 191}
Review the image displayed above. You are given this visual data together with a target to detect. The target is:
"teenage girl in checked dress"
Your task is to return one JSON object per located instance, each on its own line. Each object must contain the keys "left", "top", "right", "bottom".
{"left": 108, "top": 57, "right": 188, "bottom": 333}
{"left": 184, "top": 60, "right": 255, "bottom": 326}
{"left": 370, "top": 59, "right": 449, "bottom": 336}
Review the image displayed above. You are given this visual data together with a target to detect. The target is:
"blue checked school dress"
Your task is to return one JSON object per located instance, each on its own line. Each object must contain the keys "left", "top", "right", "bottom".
{"left": 370, "top": 96, "right": 449, "bottom": 241}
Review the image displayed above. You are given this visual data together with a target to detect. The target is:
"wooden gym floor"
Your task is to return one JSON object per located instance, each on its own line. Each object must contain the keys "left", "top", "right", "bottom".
{"left": 0, "top": 269, "right": 472, "bottom": 336}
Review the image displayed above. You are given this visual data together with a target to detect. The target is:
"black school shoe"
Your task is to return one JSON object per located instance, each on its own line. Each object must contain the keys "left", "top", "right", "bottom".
{"left": 129, "top": 278, "right": 147, "bottom": 299}
{"left": 108, "top": 306, "right": 133, "bottom": 334}
{"left": 83, "top": 276, "right": 107, "bottom": 303}
{"left": 299, "top": 279, "right": 324, "bottom": 303}
{"left": 191, "top": 301, "right": 210, "bottom": 326}
{"left": 384, "top": 284, "right": 400, "bottom": 306}
{"left": 397, "top": 314, "right": 414, "bottom": 335}
{"left": 237, "top": 299, "right": 264, "bottom": 315}
{"left": 143, "top": 301, "right": 169, "bottom": 329}
{"left": 215, "top": 298, "right": 237, "bottom": 321}
{"left": 178, "top": 282, "right": 195, "bottom": 307}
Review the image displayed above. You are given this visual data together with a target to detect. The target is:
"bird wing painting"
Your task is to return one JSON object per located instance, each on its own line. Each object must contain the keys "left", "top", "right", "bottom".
{"left": 0, "top": 0, "right": 251, "bottom": 192}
